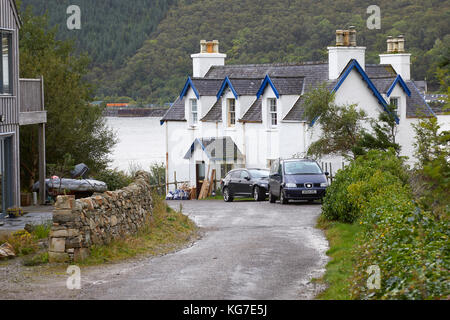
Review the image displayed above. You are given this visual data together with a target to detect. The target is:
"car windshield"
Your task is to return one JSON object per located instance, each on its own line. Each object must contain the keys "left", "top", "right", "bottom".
{"left": 249, "top": 169, "right": 269, "bottom": 178}
{"left": 283, "top": 161, "right": 322, "bottom": 175}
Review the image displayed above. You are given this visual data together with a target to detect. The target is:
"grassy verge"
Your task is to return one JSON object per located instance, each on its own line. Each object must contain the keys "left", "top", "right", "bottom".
{"left": 315, "top": 216, "right": 361, "bottom": 300}
{"left": 79, "top": 195, "right": 198, "bottom": 265}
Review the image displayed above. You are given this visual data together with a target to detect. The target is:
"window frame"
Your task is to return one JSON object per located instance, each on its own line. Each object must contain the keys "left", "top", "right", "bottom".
{"left": 0, "top": 30, "right": 13, "bottom": 96}
{"left": 268, "top": 98, "right": 278, "bottom": 128}
{"left": 390, "top": 97, "right": 400, "bottom": 117}
{"left": 227, "top": 98, "right": 236, "bottom": 127}
{"left": 190, "top": 98, "right": 198, "bottom": 126}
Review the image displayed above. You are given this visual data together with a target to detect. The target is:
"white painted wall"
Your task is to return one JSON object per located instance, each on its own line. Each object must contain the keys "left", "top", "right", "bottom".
{"left": 379, "top": 53, "right": 411, "bottom": 80}
{"left": 328, "top": 46, "right": 366, "bottom": 80}
{"left": 191, "top": 53, "right": 226, "bottom": 77}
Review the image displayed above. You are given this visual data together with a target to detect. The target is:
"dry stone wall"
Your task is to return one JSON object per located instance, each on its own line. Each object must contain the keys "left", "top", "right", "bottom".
{"left": 48, "top": 172, "right": 154, "bottom": 262}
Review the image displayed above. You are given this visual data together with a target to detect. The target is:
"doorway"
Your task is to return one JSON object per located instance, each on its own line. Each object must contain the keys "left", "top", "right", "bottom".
{"left": 0, "top": 135, "right": 13, "bottom": 216}
{"left": 195, "top": 161, "right": 205, "bottom": 199}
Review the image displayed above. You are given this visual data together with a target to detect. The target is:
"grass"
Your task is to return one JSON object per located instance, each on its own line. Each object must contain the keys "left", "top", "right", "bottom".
{"left": 79, "top": 194, "right": 198, "bottom": 265}
{"left": 0, "top": 222, "right": 52, "bottom": 258}
{"left": 315, "top": 216, "right": 361, "bottom": 300}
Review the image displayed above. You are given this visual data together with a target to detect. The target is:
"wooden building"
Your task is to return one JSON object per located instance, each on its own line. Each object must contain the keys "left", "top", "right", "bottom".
{"left": 1, "top": 0, "right": 46, "bottom": 215}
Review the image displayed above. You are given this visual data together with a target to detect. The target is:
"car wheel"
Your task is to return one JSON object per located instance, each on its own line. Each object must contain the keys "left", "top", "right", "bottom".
{"left": 279, "top": 189, "right": 288, "bottom": 204}
{"left": 223, "top": 187, "right": 233, "bottom": 202}
{"left": 269, "top": 190, "right": 276, "bottom": 203}
{"left": 253, "top": 186, "right": 261, "bottom": 201}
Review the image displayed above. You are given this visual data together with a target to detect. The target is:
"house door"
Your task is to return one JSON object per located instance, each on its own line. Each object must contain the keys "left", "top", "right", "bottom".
{"left": 195, "top": 161, "right": 205, "bottom": 199}
{"left": 0, "top": 136, "right": 13, "bottom": 216}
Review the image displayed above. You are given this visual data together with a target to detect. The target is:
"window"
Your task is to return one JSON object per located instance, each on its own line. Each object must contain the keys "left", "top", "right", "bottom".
{"left": 0, "top": 31, "right": 12, "bottom": 95}
{"left": 283, "top": 161, "right": 322, "bottom": 175}
{"left": 240, "top": 171, "right": 250, "bottom": 180}
{"left": 227, "top": 99, "right": 236, "bottom": 127}
{"left": 221, "top": 164, "right": 233, "bottom": 178}
{"left": 268, "top": 98, "right": 277, "bottom": 127}
{"left": 190, "top": 99, "right": 198, "bottom": 125}
{"left": 390, "top": 97, "right": 400, "bottom": 117}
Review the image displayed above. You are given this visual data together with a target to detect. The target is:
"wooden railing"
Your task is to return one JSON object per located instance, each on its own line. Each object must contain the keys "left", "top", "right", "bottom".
{"left": 19, "top": 77, "right": 44, "bottom": 113}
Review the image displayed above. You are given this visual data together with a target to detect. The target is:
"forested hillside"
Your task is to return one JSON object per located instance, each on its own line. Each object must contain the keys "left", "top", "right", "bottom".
{"left": 19, "top": 0, "right": 176, "bottom": 85}
{"left": 19, "top": 0, "right": 450, "bottom": 103}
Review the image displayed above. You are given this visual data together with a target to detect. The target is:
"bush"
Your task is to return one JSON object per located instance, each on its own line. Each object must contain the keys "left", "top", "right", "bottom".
{"left": 94, "top": 168, "right": 133, "bottom": 191}
{"left": 352, "top": 191, "right": 449, "bottom": 299}
{"left": 322, "top": 149, "right": 409, "bottom": 223}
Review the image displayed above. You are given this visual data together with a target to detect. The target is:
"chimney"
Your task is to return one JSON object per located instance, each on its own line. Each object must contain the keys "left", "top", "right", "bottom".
{"left": 328, "top": 27, "right": 366, "bottom": 80}
{"left": 379, "top": 35, "right": 411, "bottom": 80}
{"left": 191, "top": 40, "right": 226, "bottom": 78}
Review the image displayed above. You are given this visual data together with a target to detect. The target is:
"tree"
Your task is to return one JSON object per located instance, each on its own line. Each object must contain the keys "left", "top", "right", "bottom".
{"left": 18, "top": 4, "right": 116, "bottom": 190}
{"left": 412, "top": 117, "right": 450, "bottom": 219}
{"left": 354, "top": 104, "right": 401, "bottom": 156}
{"left": 303, "top": 85, "right": 366, "bottom": 160}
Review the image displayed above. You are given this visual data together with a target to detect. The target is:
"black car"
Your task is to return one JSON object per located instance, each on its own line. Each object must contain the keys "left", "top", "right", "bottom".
{"left": 268, "top": 159, "right": 329, "bottom": 204}
{"left": 220, "top": 168, "right": 270, "bottom": 202}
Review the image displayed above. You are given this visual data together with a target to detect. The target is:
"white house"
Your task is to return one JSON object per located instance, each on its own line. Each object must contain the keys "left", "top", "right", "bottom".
{"left": 161, "top": 29, "right": 448, "bottom": 196}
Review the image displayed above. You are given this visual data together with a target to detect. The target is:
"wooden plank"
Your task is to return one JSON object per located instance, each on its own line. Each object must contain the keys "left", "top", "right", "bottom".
{"left": 208, "top": 169, "right": 216, "bottom": 196}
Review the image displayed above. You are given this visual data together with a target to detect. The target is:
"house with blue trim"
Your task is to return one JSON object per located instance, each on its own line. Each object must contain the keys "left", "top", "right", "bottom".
{"left": 161, "top": 29, "right": 448, "bottom": 194}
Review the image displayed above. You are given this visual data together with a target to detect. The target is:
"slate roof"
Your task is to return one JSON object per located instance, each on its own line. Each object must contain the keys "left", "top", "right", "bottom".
{"left": 201, "top": 98, "right": 222, "bottom": 122}
{"left": 270, "top": 77, "right": 305, "bottom": 95}
{"left": 161, "top": 61, "right": 431, "bottom": 123}
{"left": 406, "top": 81, "right": 435, "bottom": 118}
{"left": 190, "top": 78, "right": 223, "bottom": 96}
{"left": 160, "top": 97, "right": 186, "bottom": 122}
{"left": 240, "top": 98, "right": 262, "bottom": 123}
{"left": 283, "top": 96, "right": 306, "bottom": 122}
{"left": 183, "top": 136, "right": 244, "bottom": 161}
{"left": 226, "top": 78, "right": 263, "bottom": 96}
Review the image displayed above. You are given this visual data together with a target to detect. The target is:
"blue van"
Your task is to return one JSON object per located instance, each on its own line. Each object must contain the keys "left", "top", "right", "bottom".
{"left": 268, "top": 158, "right": 329, "bottom": 204}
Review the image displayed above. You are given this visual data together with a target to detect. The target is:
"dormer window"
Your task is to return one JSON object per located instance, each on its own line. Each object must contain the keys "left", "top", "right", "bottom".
{"left": 227, "top": 98, "right": 236, "bottom": 127}
{"left": 268, "top": 98, "right": 277, "bottom": 128}
{"left": 190, "top": 99, "right": 198, "bottom": 126}
{"left": 390, "top": 97, "right": 400, "bottom": 117}
{"left": 0, "top": 31, "right": 12, "bottom": 95}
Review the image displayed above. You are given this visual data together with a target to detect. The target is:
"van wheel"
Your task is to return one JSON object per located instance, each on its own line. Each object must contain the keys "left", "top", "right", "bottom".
{"left": 223, "top": 187, "right": 233, "bottom": 202}
{"left": 268, "top": 190, "right": 276, "bottom": 203}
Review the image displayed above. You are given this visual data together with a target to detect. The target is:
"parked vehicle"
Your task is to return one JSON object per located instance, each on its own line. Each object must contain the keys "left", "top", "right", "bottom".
{"left": 220, "top": 168, "right": 269, "bottom": 202}
{"left": 268, "top": 159, "right": 329, "bottom": 204}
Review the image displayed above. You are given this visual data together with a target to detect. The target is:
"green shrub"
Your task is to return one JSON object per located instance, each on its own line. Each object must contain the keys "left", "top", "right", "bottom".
{"left": 322, "top": 149, "right": 408, "bottom": 223}
{"left": 352, "top": 191, "right": 449, "bottom": 299}
{"left": 94, "top": 168, "right": 133, "bottom": 191}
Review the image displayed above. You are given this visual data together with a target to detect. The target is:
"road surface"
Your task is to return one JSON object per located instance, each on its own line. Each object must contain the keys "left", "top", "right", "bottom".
{"left": 0, "top": 200, "right": 329, "bottom": 300}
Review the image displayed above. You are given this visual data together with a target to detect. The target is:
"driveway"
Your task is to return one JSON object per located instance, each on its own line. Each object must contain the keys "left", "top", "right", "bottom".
{"left": 0, "top": 200, "right": 329, "bottom": 300}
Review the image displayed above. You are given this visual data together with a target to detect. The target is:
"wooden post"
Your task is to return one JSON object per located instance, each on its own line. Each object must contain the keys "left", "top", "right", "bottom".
{"left": 174, "top": 171, "right": 178, "bottom": 190}
{"left": 329, "top": 163, "right": 333, "bottom": 183}
{"left": 38, "top": 76, "right": 46, "bottom": 205}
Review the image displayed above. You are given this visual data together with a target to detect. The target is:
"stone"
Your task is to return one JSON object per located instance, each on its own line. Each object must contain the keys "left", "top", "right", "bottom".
{"left": 67, "top": 229, "right": 79, "bottom": 237}
{"left": 49, "top": 238, "right": 65, "bottom": 253}
{"left": 74, "top": 248, "right": 90, "bottom": 262}
{"left": 0, "top": 243, "right": 15, "bottom": 259}
{"left": 50, "top": 229, "right": 68, "bottom": 238}
{"left": 55, "top": 195, "right": 75, "bottom": 210}
{"left": 48, "top": 252, "right": 69, "bottom": 263}
{"left": 53, "top": 210, "right": 77, "bottom": 223}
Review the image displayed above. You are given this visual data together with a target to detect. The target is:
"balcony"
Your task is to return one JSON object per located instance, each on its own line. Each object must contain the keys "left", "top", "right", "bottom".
{"left": 19, "top": 77, "right": 47, "bottom": 126}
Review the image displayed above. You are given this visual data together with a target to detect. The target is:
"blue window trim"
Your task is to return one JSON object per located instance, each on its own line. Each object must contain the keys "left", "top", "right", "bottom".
{"left": 216, "top": 76, "right": 239, "bottom": 100}
{"left": 315, "top": 59, "right": 400, "bottom": 125}
{"left": 387, "top": 74, "right": 411, "bottom": 97}
{"left": 256, "top": 75, "right": 280, "bottom": 99}
{"left": 180, "top": 77, "right": 200, "bottom": 100}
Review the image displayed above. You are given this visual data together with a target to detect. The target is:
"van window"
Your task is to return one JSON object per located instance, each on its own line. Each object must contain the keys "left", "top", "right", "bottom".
{"left": 284, "top": 161, "right": 322, "bottom": 175}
